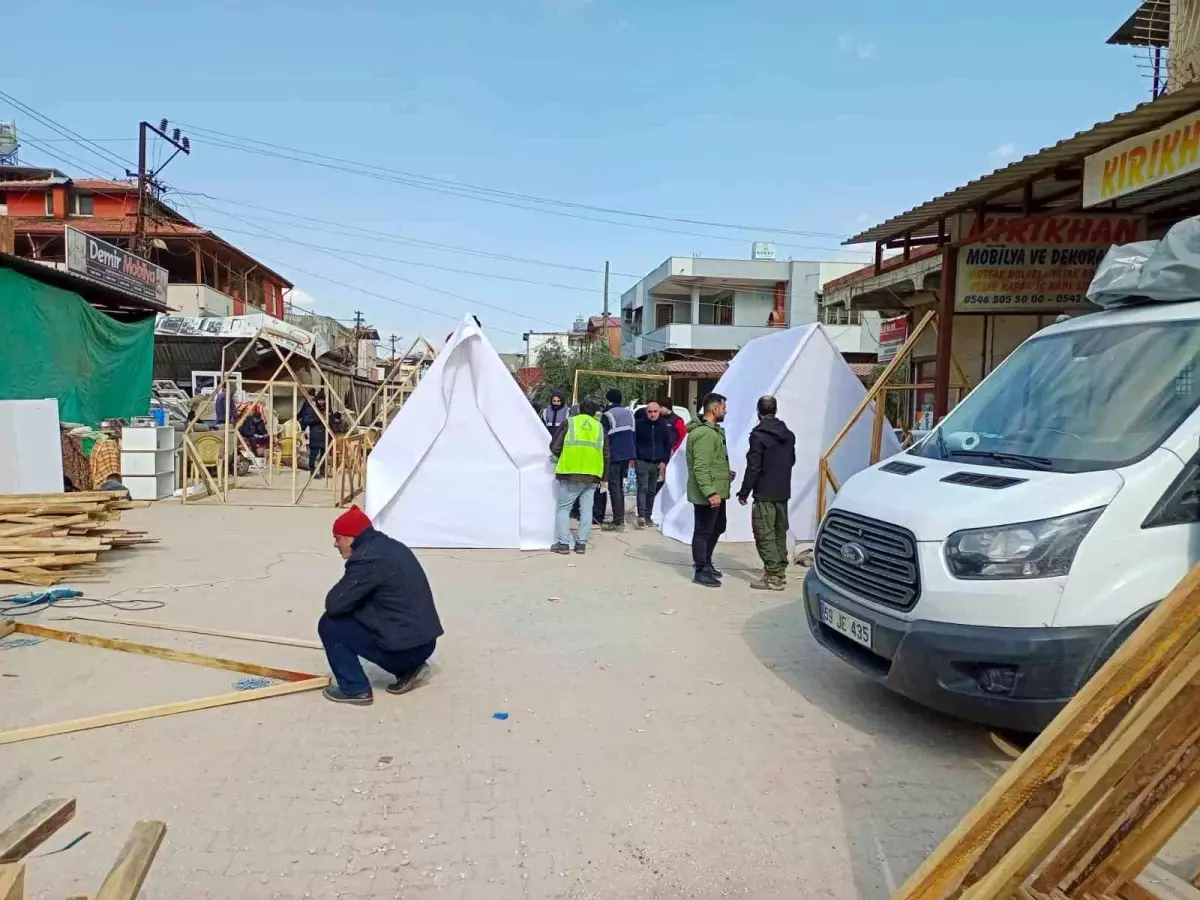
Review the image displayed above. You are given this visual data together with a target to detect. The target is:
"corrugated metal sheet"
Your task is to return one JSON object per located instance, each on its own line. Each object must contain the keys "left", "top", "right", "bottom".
{"left": 846, "top": 81, "right": 1200, "bottom": 246}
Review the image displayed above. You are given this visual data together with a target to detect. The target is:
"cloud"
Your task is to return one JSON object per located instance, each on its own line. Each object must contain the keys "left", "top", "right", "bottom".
{"left": 989, "top": 142, "right": 1017, "bottom": 163}
{"left": 284, "top": 288, "right": 320, "bottom": 313}
{"left": 839, "top": 33, "right": 876, "bottom": 59}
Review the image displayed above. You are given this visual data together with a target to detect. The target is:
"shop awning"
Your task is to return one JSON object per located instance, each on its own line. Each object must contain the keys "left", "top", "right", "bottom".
{"left": 846, "top": 81, "right": 1200, "bottom": 246}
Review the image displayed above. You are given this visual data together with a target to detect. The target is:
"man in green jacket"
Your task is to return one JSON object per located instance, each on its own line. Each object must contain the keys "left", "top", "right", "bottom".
{"left": 686, "top": 392, "right": 735, "bottom": 588}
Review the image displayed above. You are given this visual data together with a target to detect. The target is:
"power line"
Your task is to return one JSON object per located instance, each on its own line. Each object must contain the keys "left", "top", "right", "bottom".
{"left": 17, "top": 136, "right": 110, "bottom": 180}
{"left": 168, "top": 188, "right": 643, "bottom": 277}
{"left": 176, "top": 121, "right": 854, "bottom": 240}
{"left": 175, "top": 126, "right": 869, "bottom": 256}
{"left": 200, "top": 207, "right": 563, "bottom": 330}
{"left": 0, "top": 91, "right": 134, "bottom": 173}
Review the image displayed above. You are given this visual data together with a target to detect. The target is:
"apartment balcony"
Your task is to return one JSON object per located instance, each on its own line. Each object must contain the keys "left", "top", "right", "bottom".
{"left": 624, "top": 323, "right": 778, "bottom": 358}
{"left": 167, "top": 284, "right": 268, "bottom": 318}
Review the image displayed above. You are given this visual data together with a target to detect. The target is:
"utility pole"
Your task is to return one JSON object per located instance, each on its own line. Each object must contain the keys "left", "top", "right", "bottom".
{"left": 601, "top": 259, "right": 610, "bottom": 355}
{"left": 389, "top": 334, "right": 399, "bottom": 360}
{"left": 131, "top": 119, "right": 190, "bottom": 258}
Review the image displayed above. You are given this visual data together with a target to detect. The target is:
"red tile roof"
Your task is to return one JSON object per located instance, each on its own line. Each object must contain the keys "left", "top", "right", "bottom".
{"left": 662, "top": 359, "right": 728, "bottom": 376}
{"left": 848, "top": 362, "right": 877, "bottom": 379}
{"left": 9, "top": 215, "right": 208, "bottom": 237}
{"left": 73, "top": 179, "right": 136, "bottom": 192}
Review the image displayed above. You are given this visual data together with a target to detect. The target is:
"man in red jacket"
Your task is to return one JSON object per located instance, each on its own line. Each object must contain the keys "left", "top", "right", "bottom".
{"left": 662, "top": 396, "right": 687, "bottom": 453}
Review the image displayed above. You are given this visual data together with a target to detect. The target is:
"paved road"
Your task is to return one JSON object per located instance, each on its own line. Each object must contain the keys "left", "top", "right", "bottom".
{"left": 0, "top": 504, "right": 1008, "bottom": 899}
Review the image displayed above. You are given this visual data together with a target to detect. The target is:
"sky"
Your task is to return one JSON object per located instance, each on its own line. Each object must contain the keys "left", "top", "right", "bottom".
{"left": 4, "top": 0, "right": 1152, "bottom": 351}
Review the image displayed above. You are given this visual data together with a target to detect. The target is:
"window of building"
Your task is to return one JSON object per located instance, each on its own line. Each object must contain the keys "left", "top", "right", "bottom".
{"left": 655, "top": 302, "right": 675, "bottom": 329}
{"left": 70, "top": 192, "right": 94, "bottom": 216}
{"left": 0, "top": 193, "right": 6, "bottom": 216}
{"left": 45, "top": 192, "right": 54, "bottom": 216}
{"left": 700, "top": 293, "right": 734, "bottom": 326}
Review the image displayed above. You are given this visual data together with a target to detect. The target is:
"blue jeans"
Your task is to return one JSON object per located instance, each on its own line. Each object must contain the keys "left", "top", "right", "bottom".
{"left": 555, "top": 480, "right": 596, "bottom": 547}
{"left": 318, "top": 613, "right": 436, "bottom": 696}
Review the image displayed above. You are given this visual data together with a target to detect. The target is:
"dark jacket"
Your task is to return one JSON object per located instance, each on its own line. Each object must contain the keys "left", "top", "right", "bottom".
{"left": 549, "top": 414, "right": 609, "bottom": 483}
{"left": 325, "top": 527, "right": 444, "bottom": 652}
{"left": 634, "top": 408, "right": 673, "bottom": 463}
{"left": 601, "top": 404, "right": 636, "bottom": 462}
{"left": 542, "top": 392, "right": 568, "bottom": 433}
{"left": 737, "top": 416, "right": 796, "bottom": 503}
{"left": 298, "top": 400, "right": 327, "bottom": 448}
{"left": 239, "top": 414, "right": 268, "bottom": 441}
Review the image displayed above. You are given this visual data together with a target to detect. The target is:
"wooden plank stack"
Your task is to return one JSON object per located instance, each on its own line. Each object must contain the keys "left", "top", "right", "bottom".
{"left": 0, "top": 491, "right": 158, "bottom": 587}
{"left": 893, "top": 563, "right": 1200, "bottom": 900}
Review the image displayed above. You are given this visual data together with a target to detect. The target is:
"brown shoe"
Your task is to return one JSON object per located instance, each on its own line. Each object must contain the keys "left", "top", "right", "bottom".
{"left": 750, "top": 575, "right": 785, "bottom": 592}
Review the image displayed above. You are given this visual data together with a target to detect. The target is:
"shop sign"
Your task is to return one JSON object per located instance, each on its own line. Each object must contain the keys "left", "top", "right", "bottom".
{"left": 952, "top": 213, "right": 1145, "bottom": 313}
{"left": 65, "top": 226, "right": 168, "bottom": 307}
{"left": 877, "top": 314, "right": 909, "bottom": 362}
{"left": 155, "top": 313, "right": 316, "bottom": 358}
{"left": 1082, "top": 109, "right": 1200, "bottom": 207}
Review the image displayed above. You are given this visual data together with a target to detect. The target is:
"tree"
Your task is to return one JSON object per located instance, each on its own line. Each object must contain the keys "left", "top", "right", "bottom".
{"left": 531, "top": 341, "right": 666, "bottom": 407}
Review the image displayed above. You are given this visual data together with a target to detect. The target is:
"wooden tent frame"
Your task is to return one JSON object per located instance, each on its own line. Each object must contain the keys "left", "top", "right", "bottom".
{"left": 0, "top": 619, "right": 327, "bottom": 746}
{"left": 815, "top": 310, "right": 972, "bottom": 524}
{"left": 894, "top": 561, "right": 1200, "bottom": 900}
{"left": 179, "top": 329, "right": 354, "bottom": 508}
{"left": 350, "top": 336, "right": 437, "bottom": 434}
{"left": 571, "top": 369, "right": 673, "bottom": 405}
{"left": 1, "top": 798, "right": 166, "bottom": 900}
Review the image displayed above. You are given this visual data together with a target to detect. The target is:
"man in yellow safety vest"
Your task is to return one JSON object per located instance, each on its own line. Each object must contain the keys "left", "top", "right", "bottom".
{"left": 549, "top": 396, "right": 609, "bottom": 555}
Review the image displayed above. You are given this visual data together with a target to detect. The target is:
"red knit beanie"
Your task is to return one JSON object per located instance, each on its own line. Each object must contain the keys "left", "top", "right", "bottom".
{"left": 332, "top": 505, "right": 372, "bottom": 538}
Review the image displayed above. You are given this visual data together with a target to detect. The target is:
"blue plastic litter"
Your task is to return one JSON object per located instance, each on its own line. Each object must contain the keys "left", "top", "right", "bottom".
{"left": 232, "top": 676, "right": 275, "bottom": 691}
{"left": 492, "top": 712, "right": 509, "bottom": 720}
{"left": 0, "top": 638, "right": 45, "bottom": 652}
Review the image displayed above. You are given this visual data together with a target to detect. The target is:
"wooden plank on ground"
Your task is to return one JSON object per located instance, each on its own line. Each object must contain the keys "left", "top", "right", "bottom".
{"left": 0, "top": 571, "right": 61, "bottom": 587}
{"left": 13, "top": 624, "right": 321, "bottom": 681}
{"left": 0, "top": 677, "right": 329, "bottom": 746}
{"left": 0, "top": 538, "right": 104, "bottom": 553}
{"left": 57, "top": 614, "right": 323, "bottom": 650}
{"left": 94, "top": 821, "right": 165, "bottom": 900}
{"left": 895, "top": 563, "right": 1200, "bottom": 900}
{"left": 0, "top": 620, "right": 13, "bottom": 640}
{"left": 0, "top": 491, "right": 127, "bottom": 503}
{"left": 0, "top": 863, "right": 22, "bottom": 900}
{"left": 0, "top": 799, "right": 76, "bottom": 862}
{"left": 0, "top": 554, "right": 98, "bottom": 569}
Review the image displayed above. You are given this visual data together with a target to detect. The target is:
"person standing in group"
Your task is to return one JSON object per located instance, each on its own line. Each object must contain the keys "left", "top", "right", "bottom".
{"left": 737, "top": 395, "right": 797, "bottom": 592}
{"left": 549, "top": 397, "right": 608, "bottom": 555}
{"left": 541, "top": 389, "right": 568, "bottom": 436}
{"left": 633, "top": 399, "right": 673, "bottom": 528}
{"left": 298, "top": 389, "right": 329, "bottom": 478}
{"left": 662, "top": 396, "right": 687, "bottom": 454}
{"left": 599, "top": 388, "right": 636, "bottom": 532}
{"left": 686, "top": 393, "right": 734, "bottom": 588}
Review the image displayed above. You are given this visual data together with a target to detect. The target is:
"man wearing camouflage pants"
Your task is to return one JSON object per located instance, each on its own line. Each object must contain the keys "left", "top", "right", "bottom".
{"left": 736, "top": 395, "right": 796, "bottom": 591}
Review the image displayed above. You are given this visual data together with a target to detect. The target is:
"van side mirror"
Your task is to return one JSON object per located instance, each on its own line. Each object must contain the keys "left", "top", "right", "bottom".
{"left": 1143, "top": 453, "right": 1200, "bottom": 528}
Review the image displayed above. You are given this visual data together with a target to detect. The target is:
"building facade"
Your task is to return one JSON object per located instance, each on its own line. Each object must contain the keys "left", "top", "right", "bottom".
{"left": 0, "top": 166, "right": 291, "bottom": 318}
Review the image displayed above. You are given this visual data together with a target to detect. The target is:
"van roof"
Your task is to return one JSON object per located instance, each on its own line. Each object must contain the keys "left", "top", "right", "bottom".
{"left": 1040, "top": 300, "right": 1200, "bottom": 337}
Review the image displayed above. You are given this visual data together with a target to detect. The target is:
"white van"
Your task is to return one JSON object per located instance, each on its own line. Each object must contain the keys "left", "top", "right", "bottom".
{"left": 804, "top": 298, "right": 1200, "bottom": 732}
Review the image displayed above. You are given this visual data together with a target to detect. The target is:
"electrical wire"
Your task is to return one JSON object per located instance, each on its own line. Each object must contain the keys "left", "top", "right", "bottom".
{"left": 16, "top": 135, "right": 111, "bottom": 181}
{"left": 0, "top": 90, "right": 134, "bottom": 172}
{"left": 176, "top": 121, "right": 856, "bottom": 240}
{"left": 175, "top": 127, "right": 869, "bottom": 256}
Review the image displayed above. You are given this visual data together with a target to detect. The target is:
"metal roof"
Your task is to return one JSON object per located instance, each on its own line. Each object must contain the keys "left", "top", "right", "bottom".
{"left": 1107, "top": 0, "right": 1170, "bottom": 47}
{"left": 845, "top": 81, "right": 1200, "bottom": 246}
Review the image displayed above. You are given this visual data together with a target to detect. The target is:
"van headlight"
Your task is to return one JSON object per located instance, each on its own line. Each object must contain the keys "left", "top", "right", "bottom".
{"left": 944, "top": 508, "right": 1103, "bottom": 579}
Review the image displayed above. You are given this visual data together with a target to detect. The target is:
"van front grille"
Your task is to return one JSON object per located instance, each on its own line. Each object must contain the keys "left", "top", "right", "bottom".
{"left": 815, "top": 511, "right": 920, "bottom": 610}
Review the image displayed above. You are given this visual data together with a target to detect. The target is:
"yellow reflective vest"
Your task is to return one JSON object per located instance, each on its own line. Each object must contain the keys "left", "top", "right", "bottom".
{"left": 556, "top": 414, "right": 604, "bottom": 478}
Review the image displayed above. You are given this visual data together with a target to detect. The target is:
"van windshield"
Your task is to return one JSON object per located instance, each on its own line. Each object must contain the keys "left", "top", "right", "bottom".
{"left": 911, "top": 319, "right": 1200, "bottom": 473}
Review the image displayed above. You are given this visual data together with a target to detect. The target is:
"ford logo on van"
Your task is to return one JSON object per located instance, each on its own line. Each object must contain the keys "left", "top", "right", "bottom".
{"left": 839, "top": 542, "right": 868, "bottom": 566}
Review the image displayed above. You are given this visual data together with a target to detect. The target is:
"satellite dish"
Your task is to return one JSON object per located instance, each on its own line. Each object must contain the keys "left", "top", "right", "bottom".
{"left": 0, "top": 123, "right": 17, "bottom": 163}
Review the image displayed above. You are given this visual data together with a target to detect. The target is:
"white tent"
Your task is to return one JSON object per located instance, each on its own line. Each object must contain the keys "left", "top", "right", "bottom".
{"left": 366, "top": 316, "right": 556, "bottom": 549}
{"left": 655, "top": 324, "right": 898, "bottom": 546}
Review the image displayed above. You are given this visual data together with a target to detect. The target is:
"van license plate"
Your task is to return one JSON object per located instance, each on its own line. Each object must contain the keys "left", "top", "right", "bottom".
{"left": 820, "top": 601, "right": 872, "bottom": 649}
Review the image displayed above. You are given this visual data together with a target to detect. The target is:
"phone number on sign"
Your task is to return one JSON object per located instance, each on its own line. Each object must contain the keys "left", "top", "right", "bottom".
{"left": 960, "top": 293, "right": 1084, "bottom": 306}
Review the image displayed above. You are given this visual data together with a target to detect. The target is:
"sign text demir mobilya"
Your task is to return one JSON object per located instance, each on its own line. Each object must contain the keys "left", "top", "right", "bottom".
{"left": 1083, "top": 109, "right": 1200, "bottom": 207}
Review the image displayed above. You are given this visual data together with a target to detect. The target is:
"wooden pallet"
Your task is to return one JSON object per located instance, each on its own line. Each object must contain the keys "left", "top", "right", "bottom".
{"left": 894, "top": 564, "right": 1200, "bottom": 900}
{"left": 0, "top": 492, "right": 156, "bottom": 586}
{"left": 0, "top": 798, "right": 164, "bottom": 899}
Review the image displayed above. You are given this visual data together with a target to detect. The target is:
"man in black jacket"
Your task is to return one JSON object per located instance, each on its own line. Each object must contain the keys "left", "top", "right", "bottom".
{"left": 736, "top": 395, "right": 796, "bottom": 591}
{"left": 298, "top": 390, "right": 328, "bottom": 478}
{"left": 632, "top": 400, "right": 673, "bottom": 528}
{"left": 318, "top": 506, "right": 444, "bottom": 704}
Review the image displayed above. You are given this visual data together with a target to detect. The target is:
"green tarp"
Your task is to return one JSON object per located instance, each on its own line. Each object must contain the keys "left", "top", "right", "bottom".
{"left": 0, "top": 268, "right": 155, "bottom": 426}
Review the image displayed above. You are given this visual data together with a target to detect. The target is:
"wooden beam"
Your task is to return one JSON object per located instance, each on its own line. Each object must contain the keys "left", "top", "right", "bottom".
{"left": 895, "top": 562, "right": 1200, "bottom": 900}
{"left": 57, "top": 615, "right": 323, "bottom": 651}
{"left": 0, "top": 677, "right": 329, "bottom": 746}
{"left": 94, "top": 821, "right": 166, "bottom": 900}
{"left": 0, "top": 863, "right": 22, "bottom": 900}
{"left": 0, "top": 799, "right": 76, "bottom": 863}
{"left": 12, "top": 624, "right": 321, "bottom": 682}
{"left": 0, "top": 620, "right": 13, "bottom": 640}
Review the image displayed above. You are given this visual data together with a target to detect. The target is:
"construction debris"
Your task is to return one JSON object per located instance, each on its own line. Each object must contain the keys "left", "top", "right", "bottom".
{"left": 893, "top": 562, "right": 1200, "bottom": 900}
{"left": 0, "top": 797, "right": 165, "bottom": 900}
{"left": 0, "top": 490, "right": 157, "bottom": 586}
